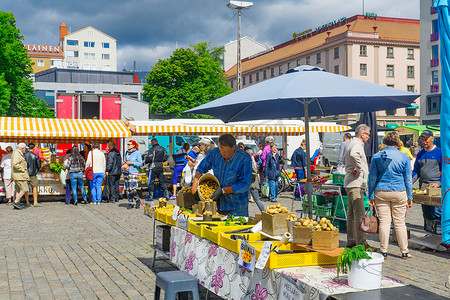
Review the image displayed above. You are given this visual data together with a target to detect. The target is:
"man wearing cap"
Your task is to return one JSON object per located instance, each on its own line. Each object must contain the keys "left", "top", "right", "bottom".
{"left": 146, "top": 138, "right": 169, "bottom": 200}
{"left": 192, "top": 134, "right": 252, "bottom": 217}
{"left": 412, "top": 130, "right": 442, "bottom": 221}
{"left": 11, "top": 143, "right": 30, "bottom": 210}
{"left": 24, "top": 143, "right": 41, "bottom": 207}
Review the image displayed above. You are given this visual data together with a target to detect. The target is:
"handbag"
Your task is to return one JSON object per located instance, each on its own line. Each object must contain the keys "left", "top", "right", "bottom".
{"left": 261, "top": 179, "right": 270, "bottom": 198}
{"left": 359, "top": 205, "right": 379, "bottom": 234}
{"left": 84, "top": 151, "right": 94, "bottom": 181}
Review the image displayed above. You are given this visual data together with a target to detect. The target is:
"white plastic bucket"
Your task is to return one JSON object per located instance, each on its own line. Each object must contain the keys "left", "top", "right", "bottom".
{"left": 348, "top": 252, "right": 384, "bottom": 290}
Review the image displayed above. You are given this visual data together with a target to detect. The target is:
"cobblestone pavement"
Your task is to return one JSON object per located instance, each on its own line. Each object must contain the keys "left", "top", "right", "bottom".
{"left": 0, "top": 192, "right": 448, "bottom": 299}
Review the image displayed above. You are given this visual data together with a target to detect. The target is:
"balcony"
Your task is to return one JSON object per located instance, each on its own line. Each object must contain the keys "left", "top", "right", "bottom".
{"left": 431, "top": 6, "right": 438, "bottom": 14}
{"left": 430, "top": 84, "right": 439, "bottom": 93}
{"left": 430, "top": 58, "right": 439, "bottom": 67}
{"left": 431, "top": 32, "right": 439, "bottom": 42}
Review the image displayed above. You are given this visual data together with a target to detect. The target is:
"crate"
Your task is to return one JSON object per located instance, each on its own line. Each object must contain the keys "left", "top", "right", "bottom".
{"left": 292, "top": 226, "right": 313, "bottom": 245}
{"left": 188, "top": 220, "right": 239, "bottom": 237}
{"left": 334, "top": 196, "right": 370, "bottom": 218}
{"left": 312, "top": 229, "right": 339, "bottom": 250}
{"left": 252, "top": 241, "right": 338, "bottom": 269}
{"left": 262, "top": 212, "right": 290, "bottom": 236}
{"left": 176, "top": 191, "right": 199, "bottom": 209}
{"left": 220, "top": 232, "right": 264, "bottom": 253}
{"left": 316, "top": 205, "right": 333, "bottom": 217}
{"left": 333, "top": 174, "right": 345, "bottom": 185}
{"left": 156, "top": 225, "right": 171, "bottom": 251}
{"left": 203, "top": 225, "right": 253, "bottom": 245}
{"left": 302, "top": 202, "right": 317, "bottom": 215}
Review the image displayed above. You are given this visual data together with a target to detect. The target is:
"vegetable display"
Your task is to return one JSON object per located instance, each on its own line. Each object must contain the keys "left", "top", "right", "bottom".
{"left": 265, "top": 203, "right": 290, "bottom": 214}
{"left": 49, "top": 162, "right": 63, "bottom": 174}
{"left": 198, "top": 180, "right": 219, "bottom": 201}
{"left": 337, "top": 244, "right": 373, "bottom": 278}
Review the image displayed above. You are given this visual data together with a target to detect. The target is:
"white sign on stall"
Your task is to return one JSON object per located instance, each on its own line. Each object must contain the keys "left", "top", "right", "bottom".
{"left": 278, "top": 276, "right": 303, "bottom": 300}
{"left": 177, "top": 214, "right": 189, "bottom": 231}
{"left": 255, "top": 241, "right": 272, "bottom": 269}
{"left": 172, "top": 205, "right": 180, "bottom": 220}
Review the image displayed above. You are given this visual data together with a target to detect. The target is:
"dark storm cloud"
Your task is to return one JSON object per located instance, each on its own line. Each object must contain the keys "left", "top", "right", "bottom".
{"left": 2, "top": 0, "right": 419, "bottom": 71}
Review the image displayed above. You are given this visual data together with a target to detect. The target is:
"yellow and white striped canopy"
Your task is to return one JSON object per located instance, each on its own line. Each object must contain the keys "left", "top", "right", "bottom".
{"left": 128, "top": 122, "right": 350, "bottom": 136}
{"left": 0, "top": 117, "right": 132, "bottom": 143}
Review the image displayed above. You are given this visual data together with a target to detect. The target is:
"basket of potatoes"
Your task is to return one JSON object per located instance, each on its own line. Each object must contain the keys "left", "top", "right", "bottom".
{"left": 311, "top": 217, "right": 340, "bottom": 250}
{"left": 262, "top": 203, "right": 291, "bottom": 236}
{"left": 285, "top": 214, "right": 298, "bottom": 234}
{"left": 292, "top": 217, "right": 317, "bottom": 244}
{"left": 197, "top": 174, "right": 220, "bottom": 202}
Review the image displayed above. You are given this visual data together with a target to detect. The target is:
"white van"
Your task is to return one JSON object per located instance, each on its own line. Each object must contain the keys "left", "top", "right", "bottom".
{"left": 321, "top": 132, "right": 347, "bottom": 167}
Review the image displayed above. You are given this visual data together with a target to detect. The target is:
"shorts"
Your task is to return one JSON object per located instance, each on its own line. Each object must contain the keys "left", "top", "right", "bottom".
{"left": 3, "top": 179, "right": 15, "bottom": 199}
{"left": 29, "top": 176, "right": 38, "bottom": 188}
{"left": 15, "top": 180, "right": 29, "bottom": 193}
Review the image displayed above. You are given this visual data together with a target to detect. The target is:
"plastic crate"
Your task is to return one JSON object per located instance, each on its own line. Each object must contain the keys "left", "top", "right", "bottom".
{"left": 302, "top": 202, "right": 317, "bottom": 214}
{"left": 251, "top": 241, "right": 338, "bottom": 269}
{"left": 220, "top": 232, "right": 264, "bottom": 253}
{"left": 203, "top": 225, "right": 253, "bottom": 245}
{"left": 188, "top": 220, "right": 240, "bottom": 237}
{"left": 333, "top": 174, "right": 345, "bottom": 185}
{"left": 316, "top": 205, "right": 333, "bottom": 217}
{"left": 334, "top": 196, "right": 370, "bottom": 218}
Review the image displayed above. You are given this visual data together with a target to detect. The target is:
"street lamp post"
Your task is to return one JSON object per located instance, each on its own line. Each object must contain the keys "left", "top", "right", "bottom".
{"left": 227, "top": 1, "right": 253, "bottom": 90}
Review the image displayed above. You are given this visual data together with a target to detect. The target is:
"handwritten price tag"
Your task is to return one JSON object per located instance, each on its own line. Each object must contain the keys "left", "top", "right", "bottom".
{"left": 172, "top": 205, "right": 180, "bottom": 220}
{"left": 177, "top": 214, "right": 189, "bottom": 231}
{"left": 278, "top": 276, "right": 303, "bottom": 300}
{"left": 255, "top": 241, "right": 272, "bottom": 269}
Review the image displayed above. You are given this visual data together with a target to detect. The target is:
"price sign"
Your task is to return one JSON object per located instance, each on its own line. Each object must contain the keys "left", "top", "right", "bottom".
{"left": 177, "top": 214, "right": 189, "bottom": 231}
{"left": 278, "top": 276, "right": 303, "bottom": 300}
{"left": 238, "top": 240, "right": 256, "bottom": 272}
{"left": 172, "top": 205, "right": 180, "bottom": 220}
{"left": 255, "top": 241, "right": 272, "bottom": 269}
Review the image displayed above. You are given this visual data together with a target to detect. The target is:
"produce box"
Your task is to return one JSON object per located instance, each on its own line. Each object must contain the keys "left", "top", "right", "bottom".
{"left": 292, "top": 226, "right": 313, "bottom": 244}
{"left": 176, "top": 190, "right": 199, "bottom": 209}
{"left": 203, "top": 225, "right": 253, "bottom": 245}
{"left": 312, "top": 229, "right": 339, "bottom": 250}
{"left": 220, "top": 232, "right": 264, "bottom": 253}
{"left": 334, "top": 196, "right": 370, "bottom": 218}
{"left": 248, "top": 214, "right": 262, "bottom": 225}
{"left": 156, "top": 225, "right": 171, "bottom": 251}
{"left": 262, "top": 212, "right": 290, "bottom": 236}
{"left": 425, "top": 187, "right": 441, "bottom": 197}
{"left": 252, "top": 241, "right": 338, "bottom": 269}
{"left": 316, "top": 205, "right": 333, "bottom": 217}
{"left": 333, "top": 173, "right": 345, "bottom": 185}
{"left": 413, "top": 194, "right": 442, "bottom": 207}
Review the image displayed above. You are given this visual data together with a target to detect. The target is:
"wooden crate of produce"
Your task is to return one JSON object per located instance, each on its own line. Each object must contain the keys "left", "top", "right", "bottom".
{"left": 262, "top": 212, "right": 290, "bottom": 236}
{"left": 312, "top": 229, "right": 339, "bottom": 250}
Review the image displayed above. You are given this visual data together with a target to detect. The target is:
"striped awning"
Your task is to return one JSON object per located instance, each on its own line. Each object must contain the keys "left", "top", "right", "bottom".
{"left": 127, "top": 122, "right": 350, "bottom": 136}
{"left": 0, "top": 117, "right": 132, "bottom": 143}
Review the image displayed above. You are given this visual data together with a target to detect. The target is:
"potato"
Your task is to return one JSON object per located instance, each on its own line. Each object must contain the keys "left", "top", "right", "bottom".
{"left": 299, "top": 218, "right": 305, "bottom": 223}
{"left": 295, "top": 222, "right": 302, "bottom": 226}
{"left": 302, "top": 221, "right": 309, "bottom": 226}
{"left": 321, "top": 224, "right": 328, "bottom": 230}
{"left": 312, "top": 221, "right": 318, "bottom": 226}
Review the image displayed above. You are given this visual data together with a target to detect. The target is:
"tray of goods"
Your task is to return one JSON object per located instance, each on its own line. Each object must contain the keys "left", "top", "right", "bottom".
{"left": 154, "top": 205, "right": 174, "bottom": 223}
{"left": 203, "top": 224, "right": 254, "bottom": 245}
{"left": 220, "top": 232, "right": 265, "bottom": 253}
{"left": 292, "top": 217, "right": 317, "bottom": 244}
{"left": 262, "top": 203, "right": 290, "bottom": 236}
{"left": 197, "top": 174, "right": 220, "bottom": 202}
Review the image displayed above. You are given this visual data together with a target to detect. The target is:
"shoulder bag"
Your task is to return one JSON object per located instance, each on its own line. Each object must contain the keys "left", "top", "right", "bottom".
{"left": 359, "top": 205, "right": 379, "bottom": 234}
{"left": 84, "top": 151, "right": 94, "bottom": 181}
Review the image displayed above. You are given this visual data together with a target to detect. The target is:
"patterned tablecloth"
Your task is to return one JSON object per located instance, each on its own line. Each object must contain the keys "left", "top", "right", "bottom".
{"left": 169, "top": 226, "right": 406, "bottom": 300}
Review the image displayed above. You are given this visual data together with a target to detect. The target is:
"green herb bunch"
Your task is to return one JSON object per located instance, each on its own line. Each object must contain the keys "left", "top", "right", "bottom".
{"left": 224, "top": 214, "right": 248, "bottom": 226}
{"left": 337, "top": 245, "right": 373, "bottom": 278}
{"left": 49, "top": 162, "right": 63, "bottom": 174}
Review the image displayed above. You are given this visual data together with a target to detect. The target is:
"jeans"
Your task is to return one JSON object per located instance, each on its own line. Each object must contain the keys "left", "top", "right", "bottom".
{"left": 70, "top": 172, "right": 86, "bottom": 203}
{"left": 108, "top": 174, "right": 120, "bottom": 202}
{"left": 65, "top": 180, "right": 72, "bottom": 204}
{"left": 249, "top": 188, "right": 265, "bottom": 212}
{"left": 268, "top": 179, "right": 278, "bottom": 202}
{"left": 90, "top": 173, "right": 104, "bottom": 203}
{"left": 148, "top": 169, "right": 169, "bottom": 200}
{"left": 295, "top": 168, "right": 305, "bottom": 181}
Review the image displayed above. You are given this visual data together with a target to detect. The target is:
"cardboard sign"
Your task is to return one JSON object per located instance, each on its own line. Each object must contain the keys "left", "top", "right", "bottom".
{"left": 177, "top": 214, "right": 189, "bottom": 231}
{"left": 238, "top": 240, "right": 256, "bottom": 272}
{"left": 278, "top": 276, "right": 303, "bottom": 300}
{"left": 172, "top": 205, "right": 180, "bottom": 220}
{"left": 255, "top": 241, "right": 272, "bottom": 269}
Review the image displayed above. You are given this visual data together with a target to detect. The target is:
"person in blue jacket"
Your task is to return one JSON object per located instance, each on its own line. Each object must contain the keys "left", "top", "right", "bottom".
{"left": 265, "top": 144, "right": 281, "bottom": 202}
{"left": 291, "top": 139, "right": 306, "bottom": 181}
{"left": 191, "top": 134, "right": 252, "bottom": 217}
{"left": 122, "top": 140, "right": 143, "bottom": 209}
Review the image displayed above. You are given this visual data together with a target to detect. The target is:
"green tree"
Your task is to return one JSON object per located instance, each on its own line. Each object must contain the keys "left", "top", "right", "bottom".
{"left": 0, "top": 11, "right": 54, "bottom": 118}
{"left": 143, "top": 42, "right": 233, "bottom": 118}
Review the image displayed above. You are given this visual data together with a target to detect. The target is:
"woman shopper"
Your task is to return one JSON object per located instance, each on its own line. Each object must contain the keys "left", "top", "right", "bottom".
{"left": 246, "top": 147, "right": 265, "bottom": 212}
{"left": 64, "top": 146, "right": 87, "bottom": 205}
{"left": 85, "top": 142, "right": 106, "bottom": 205}
{"left": 171, "top": 143, "right": 190, "bottom": 199}
{"left": 265, "top": 144, "right": 281, "bottom": 202}
{"left": 1, "top": 146, "right": 14, "bottom": 205}
{"left": 368, "top": 131, "right": 413, "bottom": 259}
{"left": 123, "top": 140, "right": 143, "bottom": 209}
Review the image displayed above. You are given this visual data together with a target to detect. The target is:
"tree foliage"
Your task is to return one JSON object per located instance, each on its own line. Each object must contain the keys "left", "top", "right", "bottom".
{"left": 143, "top": 42, "right": 233, "bottom": 118}
{"left": 0, "top": 12, "right": 54, "bottom": 118}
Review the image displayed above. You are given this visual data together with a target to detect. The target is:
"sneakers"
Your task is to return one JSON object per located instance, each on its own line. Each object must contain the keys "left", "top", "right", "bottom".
{"left": 135, "top": 200, "right": 141, "bottom": 209}
{"left": 127, "top": 203, "right": 134, "bottom": 209}
{"left": 12, "top": 203, "right": 24, "bottom": 210}
{"left": 170, "top": 195, "right": 176, "bottom": 200}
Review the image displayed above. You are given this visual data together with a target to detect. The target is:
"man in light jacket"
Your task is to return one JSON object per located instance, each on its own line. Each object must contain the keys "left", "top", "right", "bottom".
{"left": 343, "top": 124, "right": 376, "bottom": 251}
{"left": 11, "top": 143, "right": 30, "bottom": 210}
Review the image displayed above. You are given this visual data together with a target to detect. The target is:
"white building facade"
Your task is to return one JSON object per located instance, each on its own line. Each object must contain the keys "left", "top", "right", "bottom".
{"left": 223, "top": 36, "right": 270, "bottom": 72}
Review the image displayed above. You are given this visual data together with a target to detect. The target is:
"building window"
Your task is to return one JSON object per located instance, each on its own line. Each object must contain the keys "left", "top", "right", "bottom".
{"left": 84, "top": 53, "right": 95, "bottom": 59}
{"left": 432, "top": 19, "right": 439, "bottom": 34}
{"left": 84, "top": 41, "right": 95, "bottom": 47}
{"left": 296, "top": 59, "right": 301, "bottom": 66}
{"left": 316, "top": 53, "right": 321, "bottom": 63}
{"left": 243, "top": 76, "right": 246, "bottom": 85}
{"left": 407, "top": 48, "right": 414, "bottom": 59}
{"left": 263, "top": 70, "right": 267, "bottom": 79}
{"left": 385, "top": 109, "right": 397, "bottom": 115}
{"left": 387, "top": 84, "right": 395, "bottom": 88}
{"left": 256, "top": 72, "right": 260, "bottom": 82}
{"left": 37, "top": 60, "right": 44, "bottom": 67}
{"left": 287, "top": 62, "right": 291, "bottom": 70}
{"left": 432, "top": 70, "right": 439, "bottom": 85}
{"left": 387, "top": 47, "right": 394, "bottom": 58}
{"left": 102, "top": 42, "right": 110, "bottom": 48}
{"left": 271, "top": 68, "right": 275, "bottom": 77}
{"left": 386, "top": 65, "right": 394, "bottom": 77}
{"left": 427, "top": 95, "right": 441, "bottom": 114}
{"left": 406, "top": 108, "right": 416, "bottom": 116}
{"left": 432, "top": 45, "right": 439, "bottom": 60}
{"left": 279, "top": 65, "right": 283, "bottom": 74}
{"left": 360, "top": 45, "right": 367, "bottom": 56}
{"left": 305, "top": 56, "right": 310, "bottom": 65}
{"left": 360, "top": 64, "right": 367, "bottom": 76}
{"left": 334, "top": 47, "right": 339, "bottom": 58}
{"left": 249, "top": 74, "right": 253, "bottom": 84}
{"left": 102, "top": 54, "right": 110, "bottom": 60}
{"left": 231, "top": 81, "right": 234, "bottom": 89}
{"left": 407, "top": 85, "right": 415, "bottom": 92}
{"left": 407, "top": 66, "right": 414, "bottom": 78}
{"left": 334, "top": 65, "right": 339, "bottom": 74}
{"left": 67, "top": 40, "right": 78, "bottom": 46}
{"left": 66, "top": 50, "right": 79, "bottom": 57}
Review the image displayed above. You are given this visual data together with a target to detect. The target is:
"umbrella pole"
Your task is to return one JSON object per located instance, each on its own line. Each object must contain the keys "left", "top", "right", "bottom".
{"left": 303, "top": 100, "right": 313, "bottom": 219}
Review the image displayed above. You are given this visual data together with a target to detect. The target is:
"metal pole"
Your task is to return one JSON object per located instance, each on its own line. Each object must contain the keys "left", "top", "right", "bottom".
{"left": 237, "top": 8, "right": 242, "bottom": 90}
{"left": 304, "top": 100, "right": 313, "bottom": 218}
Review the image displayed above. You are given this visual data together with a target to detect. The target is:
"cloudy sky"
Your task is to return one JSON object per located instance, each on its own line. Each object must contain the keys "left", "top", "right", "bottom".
{"left": 3, "top": 0, "right": 419, "bottom": 72}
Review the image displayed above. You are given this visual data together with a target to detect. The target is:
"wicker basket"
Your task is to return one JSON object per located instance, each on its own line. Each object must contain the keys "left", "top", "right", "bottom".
{"left": 197, "top": 174, "right": 220, "bottom": 202}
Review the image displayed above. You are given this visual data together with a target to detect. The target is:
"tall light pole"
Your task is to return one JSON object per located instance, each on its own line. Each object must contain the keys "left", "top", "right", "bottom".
{"left": 227, "top": 1, "right": 253, "bottom": 90}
